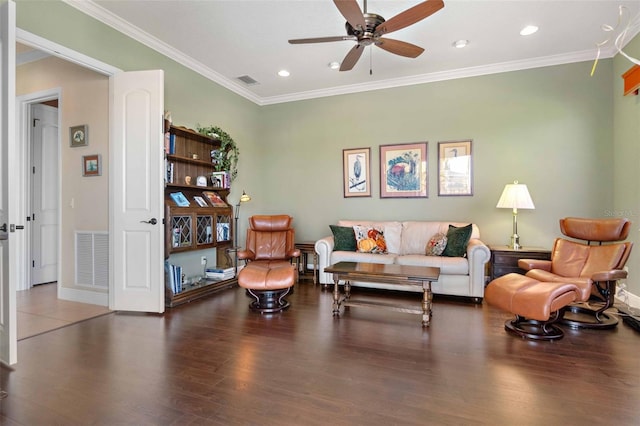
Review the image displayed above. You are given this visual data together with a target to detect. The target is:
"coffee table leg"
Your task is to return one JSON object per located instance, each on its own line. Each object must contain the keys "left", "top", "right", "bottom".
{"left": 422, "top": 280, "right": 433, "bottom": 327}
{"left": 332, "top": 276, "right": 341, "bottom": 316}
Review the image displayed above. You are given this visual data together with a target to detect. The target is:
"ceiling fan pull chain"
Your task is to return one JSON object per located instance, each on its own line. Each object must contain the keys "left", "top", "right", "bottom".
{"left": 370, "top": 46, "right": 373, "bottom": 75}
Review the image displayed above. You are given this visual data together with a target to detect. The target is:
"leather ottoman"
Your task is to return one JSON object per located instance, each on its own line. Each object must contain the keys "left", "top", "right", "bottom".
{"left": 238, "top": 263, "right": 296, "bottom": 313}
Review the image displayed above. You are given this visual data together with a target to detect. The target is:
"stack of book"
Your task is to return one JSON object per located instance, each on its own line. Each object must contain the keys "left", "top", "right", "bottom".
{"left": 205, "top": 267, "right": 235, "bottom": 280}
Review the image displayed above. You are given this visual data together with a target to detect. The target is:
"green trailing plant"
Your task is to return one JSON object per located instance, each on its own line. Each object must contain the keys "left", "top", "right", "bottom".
{"left": 196, "top": 124, "right": 239, "bottom": 182}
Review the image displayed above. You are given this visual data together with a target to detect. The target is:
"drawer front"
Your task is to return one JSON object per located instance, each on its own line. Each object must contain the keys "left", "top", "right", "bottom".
{"left": 492, "top": 265, "right": 522, "bottom": 278}
{"left": 493, "top": 253, "right": 519, "bottom": 266}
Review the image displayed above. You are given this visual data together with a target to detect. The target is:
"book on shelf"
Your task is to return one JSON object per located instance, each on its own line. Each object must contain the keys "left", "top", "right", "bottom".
{"left": 205, "top": 267, "right": 235, "bottom": 280}
{"left": 170, "top": 192, "right": 189, "bottom": 207}
{"left": 165, "top": 261, "right": 183, "bottom": 293}
{"left": 211, "top": 171, "right": 229, "bottom": 189}
{"left": 202, "top": 191, "right": 228, "bottom": 208}
{"left": 216, "top": 223, "right": 230, "bottom": 241}
{"left": 165, "top": 161, "right": 174, "bottom": 184}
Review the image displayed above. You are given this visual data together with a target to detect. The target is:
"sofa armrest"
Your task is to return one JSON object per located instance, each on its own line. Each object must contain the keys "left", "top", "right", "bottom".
{"left": 467, "top": 239, "right": 491, "bottom": 299}
{"left": 518, "top": 259, "right": 551, "bottom": 272}
{"left": 315, "top": 236, "right": 334, "bottom": 285}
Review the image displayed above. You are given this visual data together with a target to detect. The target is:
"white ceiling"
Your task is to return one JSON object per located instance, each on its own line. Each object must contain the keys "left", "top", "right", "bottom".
{"left": 63, "top": 0, "right": 640, "bottom": 105}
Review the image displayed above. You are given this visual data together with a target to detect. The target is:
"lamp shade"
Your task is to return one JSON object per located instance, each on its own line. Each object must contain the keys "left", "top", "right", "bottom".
{"left": 239, "top": 190, "right": 251, "bottom": 203}
{"left": 496, "top": 181, "right": 535, "bottom": 210}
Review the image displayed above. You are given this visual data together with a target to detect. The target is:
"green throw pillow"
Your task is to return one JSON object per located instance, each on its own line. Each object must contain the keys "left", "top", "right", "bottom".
{"left": 330, "top": 225, "right": 357, "bottom": 251}
{"left": 442, "top": 224, "right": 473, "bottom": 257}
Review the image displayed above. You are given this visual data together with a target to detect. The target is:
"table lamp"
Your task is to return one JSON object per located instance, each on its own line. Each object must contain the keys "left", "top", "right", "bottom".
{"left": 234, "top": 190, "right": 251, "bottom": 275}
{"left": 496, "top": 180, "right": 535, "bottom": 250}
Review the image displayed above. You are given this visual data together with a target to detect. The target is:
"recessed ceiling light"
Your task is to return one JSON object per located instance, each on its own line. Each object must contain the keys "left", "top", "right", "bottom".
{"left": 328, "top": 61, "right": 340, "bottom": 70}
{"left": 520, "top": 25, "right": 539, "bottom": 36}
{"left": 278, "top": 69, "right": 290, "bottom": 77}
{"left": 452, "top": 39, "right": 469, "bottom": 48}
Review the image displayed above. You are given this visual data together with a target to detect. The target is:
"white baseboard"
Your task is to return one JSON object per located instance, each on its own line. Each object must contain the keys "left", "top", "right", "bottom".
{"left": 615, "top": 289, "right": 640, "bottom": 310}
{"left": 58, "top": 286, "right": 108, "bottom": 307}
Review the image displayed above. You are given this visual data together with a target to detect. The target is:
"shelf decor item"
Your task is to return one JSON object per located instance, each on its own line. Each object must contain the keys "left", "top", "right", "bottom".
{"left": 82, "top": 154, "right": 101, "bottom": 177}
{"left": 196, "top": 124, "right": 239, "bottom": 183}
{"left": 342, "top": 147, "right": 371, "bottom": 198}
{"left": 70, "top": 124, "right": 88, "bottom": 147}
{"left": 438, "top": 140, "right": 473, "bottom": 196}
{"left": 380, "top": 142, "right": 428, "bottom": 198}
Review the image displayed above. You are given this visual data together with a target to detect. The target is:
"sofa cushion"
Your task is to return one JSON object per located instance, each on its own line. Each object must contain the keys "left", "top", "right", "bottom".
{"left": 330, "top": 225, "right": 357, "bottom": 252}
{"left": 400, "top": 221, "right": 443, "bottom": 255}
{"left": 397, "top": 254, "right": 469, "bottom": 275}
{"left": 331, "top": 251, "right": 397, "bottom": 265}
{"left": 426, "top": 233, "right": 447, "bottom": 256}
{"left": 338, "top": 220, "right": 402, "bottom": 254}
{"left": 442, "top": 224, "right": 473, "bottom": 257}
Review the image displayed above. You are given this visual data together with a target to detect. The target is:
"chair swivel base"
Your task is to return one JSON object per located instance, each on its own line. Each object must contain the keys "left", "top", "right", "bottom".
{"left": 246, "top": 288, "right": 291, "bottom": 314}
{"left": 504, "top": 314, "right": 564, "bottom": 341}
{"left": 561, "top": 304, "right": 618, "bottom": 330}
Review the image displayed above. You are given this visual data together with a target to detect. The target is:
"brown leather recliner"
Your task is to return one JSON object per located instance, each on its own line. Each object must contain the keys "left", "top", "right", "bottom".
{"left": 518, "top": 217, "right": 632, "bottom": 329}
{"left": 237, "top": 215, "right": 301, "bottom": 313}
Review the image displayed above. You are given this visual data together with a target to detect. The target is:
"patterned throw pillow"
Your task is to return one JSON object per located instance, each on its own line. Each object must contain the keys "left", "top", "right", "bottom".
{"left": 442, "top": 224, "right": 473, "bottom": 257}
{"left": 330, "top": 225, "right": 357, "bottom": 251}
{"left": 353, "top": 225, "right": 388, "bottom": 254}
{"left": 425, "top": 233, "right": 448, "bottom": 256}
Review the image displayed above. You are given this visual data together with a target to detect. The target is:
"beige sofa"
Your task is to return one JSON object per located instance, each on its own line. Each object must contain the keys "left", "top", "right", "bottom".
{"left": 315, "top": 220, "right": 491, "bottom": 302}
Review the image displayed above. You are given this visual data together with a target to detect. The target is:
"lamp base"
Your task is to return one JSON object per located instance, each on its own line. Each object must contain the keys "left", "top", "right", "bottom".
{"left": 509, "top": 234, "right": 521, "bottom": 250}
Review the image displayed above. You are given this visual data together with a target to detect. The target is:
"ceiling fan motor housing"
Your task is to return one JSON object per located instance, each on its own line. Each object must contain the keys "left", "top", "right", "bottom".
{"left": 346, "top": 13, "right": 385, "bottom": 45}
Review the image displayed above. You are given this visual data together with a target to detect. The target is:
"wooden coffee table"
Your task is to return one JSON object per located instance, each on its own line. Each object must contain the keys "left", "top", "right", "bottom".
{"left": 324, "top": 262, "right": 440, "bottom": 327}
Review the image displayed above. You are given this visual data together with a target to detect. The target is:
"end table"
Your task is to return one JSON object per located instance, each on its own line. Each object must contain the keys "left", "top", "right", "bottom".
{"left": 295, "top": 242, "right": 318, "bottom": 284}
{"left": 489, "top": 245, "right": 551, "bottom": 282}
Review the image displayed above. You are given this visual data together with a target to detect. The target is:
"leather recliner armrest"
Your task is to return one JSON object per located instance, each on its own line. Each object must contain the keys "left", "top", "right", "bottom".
{"left": 591, "top": 269, "right": 627, "bottom": 282}
{"left": 518, "top": 259, "right": 551, "bottom": 272}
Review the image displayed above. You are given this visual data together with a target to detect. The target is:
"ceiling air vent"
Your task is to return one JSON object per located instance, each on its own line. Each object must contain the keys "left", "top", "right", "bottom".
{"left": 237, "top": 75, "right": 259, "bottom": 85}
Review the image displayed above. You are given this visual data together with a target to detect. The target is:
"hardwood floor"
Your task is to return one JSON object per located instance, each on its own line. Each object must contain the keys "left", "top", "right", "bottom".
{"left": 1, "top": 283, "right": 639, "bottom": 425}
{"left": 16, "top": 283, "right": 112, "bottom": 340}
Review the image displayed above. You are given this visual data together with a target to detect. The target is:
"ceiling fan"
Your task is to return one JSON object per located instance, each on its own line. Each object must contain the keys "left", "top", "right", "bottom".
{"left": 288, "top": 0, "right": 445, "bottom": 71}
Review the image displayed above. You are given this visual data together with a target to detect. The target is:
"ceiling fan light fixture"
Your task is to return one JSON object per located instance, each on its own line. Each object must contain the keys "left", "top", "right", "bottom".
{"left": 520, "top": 25, "right": 539, "bottom": 36}
{"left": 278, "top": 69, "right": 290, "bottom": 77}
{"left": 328, "top": 61, "right": 340, "bottom": 70}
{"left": 452, "top": 39, "right": 469, "bottom": 49}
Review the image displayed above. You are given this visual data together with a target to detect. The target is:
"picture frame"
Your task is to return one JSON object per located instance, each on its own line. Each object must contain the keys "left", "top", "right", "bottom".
{"left": 342, "top": 147, "right": 371, "bottom": 198}
{"left": 380, "top": 142, "right": 428, "bottom": 198}
{"left": 82, "top": 154, "right": 101, "bottom": 177}
{"left": 438, "top": 140, "right": 473, "bottom": 196}
{"left": 70, "top": 124, "right": 88, "bottom": 147}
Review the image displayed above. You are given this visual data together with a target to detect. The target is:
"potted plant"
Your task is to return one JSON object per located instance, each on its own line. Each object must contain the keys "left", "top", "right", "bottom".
{"left": 196, "top": 124, "right": 239, "bottom": 183}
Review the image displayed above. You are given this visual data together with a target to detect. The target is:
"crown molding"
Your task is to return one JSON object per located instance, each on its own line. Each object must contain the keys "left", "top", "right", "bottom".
{"left": 63, "top": 0, "right": 639, "bottom": 107}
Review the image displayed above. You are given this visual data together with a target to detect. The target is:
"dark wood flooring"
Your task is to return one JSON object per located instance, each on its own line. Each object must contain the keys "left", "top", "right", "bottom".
{"left": 1, "top": 282, "right": 639, "bottom": 425}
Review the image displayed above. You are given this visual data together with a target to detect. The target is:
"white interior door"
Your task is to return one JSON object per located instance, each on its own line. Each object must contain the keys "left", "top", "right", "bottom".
{"left": 109, "top": 70, "right": 164, "bottom": 313}
{"left": 30, "top": 103, "right": 58, "bottom": 285}
{"left": 1, "top": 0, "right": 17, "bottom": 366}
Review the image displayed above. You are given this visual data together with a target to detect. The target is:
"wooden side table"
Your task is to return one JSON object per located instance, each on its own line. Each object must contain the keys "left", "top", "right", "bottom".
{"left": 295, "top": 242, "right": 318, "bottom": 284}
{"left": 489, "top": 245, "right": 551, "bottom": 281}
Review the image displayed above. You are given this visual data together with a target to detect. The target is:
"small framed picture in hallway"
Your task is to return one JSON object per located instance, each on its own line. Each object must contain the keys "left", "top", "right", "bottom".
{"left": 82, "top": 154, "right": 101, "bottom": 177}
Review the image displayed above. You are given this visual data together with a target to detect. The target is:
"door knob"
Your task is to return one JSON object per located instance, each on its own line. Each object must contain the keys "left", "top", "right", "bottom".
{"left": 141, "top": 218, "right": 158, "bottom": 225}
{"left": 0, "top": 224, "right": 6, "bottom": 232}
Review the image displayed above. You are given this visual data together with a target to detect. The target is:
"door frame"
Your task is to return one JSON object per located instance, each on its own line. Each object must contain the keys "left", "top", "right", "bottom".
{"left": 14, "top": 30, "right": 122, "bottom": 305}
{"left": 16, "top": 89, "right": 61, "bottom": 292}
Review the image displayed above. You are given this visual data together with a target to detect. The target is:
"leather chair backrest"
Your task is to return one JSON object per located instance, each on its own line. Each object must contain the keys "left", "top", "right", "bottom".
{"left": 551, "top": 239, "right": 629, "bottom": 277}
{"left": 245, "top": 215, "right": 295, "bottom": 261}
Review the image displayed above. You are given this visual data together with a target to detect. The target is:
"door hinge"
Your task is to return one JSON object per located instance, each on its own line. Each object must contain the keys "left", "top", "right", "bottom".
{"left": 32, "top": 166, "right": 36, "bottom": 174}
{"left": 32, "top": 260, "right": 35, "bottom": 268}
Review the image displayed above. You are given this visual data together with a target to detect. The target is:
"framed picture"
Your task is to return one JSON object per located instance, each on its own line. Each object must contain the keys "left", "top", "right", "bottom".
{"left": 342, "top": 147, "right": 371, "bottom": 197}
{"left": 70, "top": 125, "right": 88, "bottom": 147}
{"left": 82, "top": 154, "right": 101, "bottom": 177}
{"left": 438, "top": 140, "right": 473, "bottom": 196}
{"left": 380, "top": 142, "right": 428, "bottom": 198}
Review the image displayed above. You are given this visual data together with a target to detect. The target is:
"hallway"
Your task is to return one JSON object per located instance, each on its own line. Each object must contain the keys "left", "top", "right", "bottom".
{"left": 17, "top": 283, "right": 112, "bottom": 340}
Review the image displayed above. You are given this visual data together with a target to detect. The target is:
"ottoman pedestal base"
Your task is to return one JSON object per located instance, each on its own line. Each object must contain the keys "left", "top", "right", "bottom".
{"left": 238, "top": 263, "right": 296, "bottom": 314}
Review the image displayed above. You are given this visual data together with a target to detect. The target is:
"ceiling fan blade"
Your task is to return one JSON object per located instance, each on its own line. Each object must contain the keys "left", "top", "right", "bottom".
{"left": 333, "top": 0, "right": 365, "bottom": 30}
{"left": 289, "top": 35, "right": 357, "bottom": 44}
{"left": 375, "top": 0, "right": 444, "bottom": 36}
{"left": 340, "top": 44, "right": 365, "bottom": 71}
{"left": 376, "top": 38, "right": 425, "bottom": 58}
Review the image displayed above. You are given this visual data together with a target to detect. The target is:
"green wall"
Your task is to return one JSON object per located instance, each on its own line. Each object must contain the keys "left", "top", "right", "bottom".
{"left": 613, "top": 35, "right": 640, "bottom": 297}
{"left": 18, "top": 1, "right": 637, "bottom": 296}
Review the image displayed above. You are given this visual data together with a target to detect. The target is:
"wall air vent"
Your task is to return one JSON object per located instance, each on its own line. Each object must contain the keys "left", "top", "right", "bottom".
{"left": 237, "top": 75, "right": 259, "bottom": 85}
